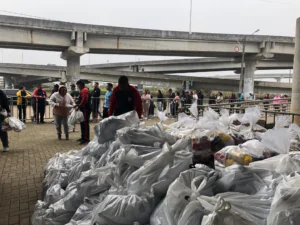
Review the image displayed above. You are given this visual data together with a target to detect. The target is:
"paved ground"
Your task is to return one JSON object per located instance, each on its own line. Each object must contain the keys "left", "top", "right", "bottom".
{"left": 0, "top": 117, "right": 171, "bottom": 225}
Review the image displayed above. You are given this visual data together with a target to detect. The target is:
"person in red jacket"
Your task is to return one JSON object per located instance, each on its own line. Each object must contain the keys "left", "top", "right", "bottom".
{"left": 33, "top": 84, "right": 47, "bottom": 124}
{"left": 75, "top": 80, "right": 91, "bottom": 144}
{"left": 109, "top": 76, "right": 142, "bottom": 118}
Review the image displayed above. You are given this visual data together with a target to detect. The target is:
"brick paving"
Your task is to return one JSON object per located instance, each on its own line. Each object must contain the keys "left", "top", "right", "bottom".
{"left": 0, "top": 118, "right": 172, "bottom": 225}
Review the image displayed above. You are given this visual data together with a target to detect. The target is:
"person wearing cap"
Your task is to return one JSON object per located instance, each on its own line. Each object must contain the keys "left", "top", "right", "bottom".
{"left": 103, "top": 83, "right": 113, "bottom": 119}
{"left": 50, "top": 86, "right": 74, "bottom": 140}
{"left": 50, "top": 84, "right": 59, "bottom": 97}
{"left": 109, "top": 76, "right": 142, "bottom": 118}
{"left": 75, "top": 80, "right": 92, "bottom": 144}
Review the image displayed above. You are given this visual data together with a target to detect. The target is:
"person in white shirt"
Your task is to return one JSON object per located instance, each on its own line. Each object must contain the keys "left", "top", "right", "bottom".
{"left": 49, "top": 86, "right": 75, "bottom": 140}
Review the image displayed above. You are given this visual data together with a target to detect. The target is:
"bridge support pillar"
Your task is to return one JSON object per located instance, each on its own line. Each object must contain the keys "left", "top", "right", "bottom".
{"left": 60, "top": 31, "right": 89, "bottom": 84}
{"left": 4, "top": 76, "right": 13, "bottom": 89}
{"left": 243, "top": 61, "right": 256, "bottom": 100}
{"left": 291, "top": 17, "right": 300, "bottom": 125}
{"left": 276, "top": 78, "right": 281, "bottom": 82}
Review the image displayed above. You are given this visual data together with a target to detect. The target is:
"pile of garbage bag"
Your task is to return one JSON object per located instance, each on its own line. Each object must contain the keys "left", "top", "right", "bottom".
{"left": 32, "top": 106, "right": 300, "bottom": 225}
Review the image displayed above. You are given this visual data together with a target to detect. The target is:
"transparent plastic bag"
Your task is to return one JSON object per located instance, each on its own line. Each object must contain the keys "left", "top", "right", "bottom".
{"left": 249, "top": 152, "right": 300, "bottom": 175}
{"left": 240, "top": 107, "right": 261, "bottom": 128}
{"left": 261, "top": 128, "right": 291, "bottom": 154}
{"left": 157, "top": 110, "right": 168, "bottom": 123}
{"left": 117, "top": 124, "right": 177, "bottom": 147}
{"left": 275, "top": 115, "right": 290, "bottom": 129}
{"left": 189, "top": 101, "right": 198, "bottom": 118}
{"left": 68, "top": 110, "right": 84, "bottom": 126}
{"left": 91, "top": 194, "right": 156, "bottom": 225}
{"left": 150, "top": 166, "right": 218, "bottom": 225}
{"left": 95, "top": 111, "right": 140, "bottom": 144}
{"left": 4, "top": 117, "right": 26, "bottom": 132}
{"left": 214, "top": 144, "right": 266, "bottom": 168}
{"left": 127, "top": 139, "right": 192, "bottom": 196}
{"left": 203, "top": 107, "right": 219, "bottom": 121}
{"left": 267, "top": 172, "right": 300, "bottom": 225}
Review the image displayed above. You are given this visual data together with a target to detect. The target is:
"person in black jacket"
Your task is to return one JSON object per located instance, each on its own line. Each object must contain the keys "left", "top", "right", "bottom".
{"left": 0, "top": 89, "right": 11, "bottom": 152}
{"left": 91, "top": 82, "right": 101, "bottom": 122}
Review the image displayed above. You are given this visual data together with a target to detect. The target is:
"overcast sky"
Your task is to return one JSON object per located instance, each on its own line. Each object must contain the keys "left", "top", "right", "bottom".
{"left": 0, "top": 0, "right": 299, "bottom": 79}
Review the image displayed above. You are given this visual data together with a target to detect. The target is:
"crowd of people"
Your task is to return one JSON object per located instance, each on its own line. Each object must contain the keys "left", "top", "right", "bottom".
{"left": 0, "top": 76, "right": 291, "bottom": 152}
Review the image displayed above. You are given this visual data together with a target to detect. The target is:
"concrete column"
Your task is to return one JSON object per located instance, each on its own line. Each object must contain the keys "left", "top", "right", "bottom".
{"left": 60, "top": 31, "right": 89, "bottom": 84}
{"left": 276, "top": 78, "right": 281, "bottom": 83}
{"left": 291, "top": 17, "right": 300, "bottom": 125}
{"left": 4, "top": 76, "right": 13, "bottom": 89}
{"left": 243, "top": 61, "right": 256, "bottom": 100}
{"left": 66, "top": 56, "right": 80, "bottom": 83}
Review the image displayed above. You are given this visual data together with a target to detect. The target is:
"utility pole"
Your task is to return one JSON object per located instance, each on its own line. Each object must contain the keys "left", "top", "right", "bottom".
{"left": 239, "top": 37, "right": 246, "bottom": 92}
{"left": 189, "top": 0, "right": 193, "bottom": 34}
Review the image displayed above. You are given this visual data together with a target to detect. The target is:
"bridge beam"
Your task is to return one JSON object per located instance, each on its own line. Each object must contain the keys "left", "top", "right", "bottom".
{"left": 292, "top": 18, "right": 300, "bottom": 125}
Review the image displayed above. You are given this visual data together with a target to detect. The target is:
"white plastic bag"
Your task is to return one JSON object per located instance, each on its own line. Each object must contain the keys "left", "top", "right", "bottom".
{"left": 275, "top": 115, "right": 290, "bottom": 129}
{"left": 261, "top": 128, "right": 291, "bottom": 154}
{"left": 157, "top": 110, "right": 168, "bottom": 123}
{"left": 5, "top": 117, "right": 26, "bottom": 132}
{"left": 249, "top": 152, "right": 300, "bottom": 175}
{"left": 150, "top": 166, "right": 218, "bottom": 225}
{"left": 189, "top": 101, "right": 198, "bottom": 118}
{"left": 267, "top": 172, "right": 300, "bottom": 225}
{"left": 68, "top": 110, "right": 84, "bottom": 126}
{"left": 240, "top": 107, "right": 261, "bottom": 128}
{"left": 95, "top": 111, "right": 140, "bottom": 144}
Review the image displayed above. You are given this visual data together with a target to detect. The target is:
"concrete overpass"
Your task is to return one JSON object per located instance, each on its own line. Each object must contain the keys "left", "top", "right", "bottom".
{"left": 0, "top": 63, "right": 291, "bottom": 94}
{"left": 0, "top": 15, "right": 295, "bottom": 83}
{"left": 215, "top": 73, "right": 293, "bottom": 82}
{"left": 82, "top": 58, "right": 293, "bottom": 73}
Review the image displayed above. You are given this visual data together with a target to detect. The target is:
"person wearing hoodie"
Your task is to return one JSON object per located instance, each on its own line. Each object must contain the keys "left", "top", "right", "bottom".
{"left": 273, "top": 94, "right": 281, "bottom": 112}
{"left": 49, "top": 86, "right": 75, "bottom": 140}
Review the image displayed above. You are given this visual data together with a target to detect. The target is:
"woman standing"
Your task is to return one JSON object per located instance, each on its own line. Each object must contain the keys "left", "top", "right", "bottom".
{"left": 157, "top": 90, "right": 164, "bottom": 112}
{"left": 273, "top": 94, "right": 281, "bottom": 112}
{"left": 216, "top": 91, "right": 224, "bottom": 104}
{"left": 141, "top": 90, "right": 151, "bottom": 119}
{"left": 192, "top": 91, "right": 198, "bottom": 103}
{"left": 16, "top": 86, "right": 31, "bottom": 123}
{"left": 173, "top": 92, "right": 180, "bottom": 115}
{"left": 49, "top": 86, "right": 74, "bottom": 140}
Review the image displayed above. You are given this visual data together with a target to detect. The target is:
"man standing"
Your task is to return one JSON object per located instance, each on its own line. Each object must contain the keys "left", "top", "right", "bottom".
{"left": 70, "top": 84, "right": 80, "bottom": 100}
{"left": 16, "top": 86, "right": 31, "bottom": 123}
{"left": 109, "top": 76, "right": 142, "bottom": 118}
{"left": 168, "top": 89, "right": 175, "bottom": 116}
{"left": 75, "top": 80, "right": 91, "bottom": 144}
{"left": 91, "top": 82, "right": 101, "bottom": 122}
{"left": 0, "top": 89, "right": 10, "bottom": 152}
{"left": 103, "top": 83, "right": 113, "bottom": 119}
{"left": 50, "top": 84, "right": 59, "bottom": 97}
{"left": 33, "top": 84, "right": 47, "bottom": 124}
